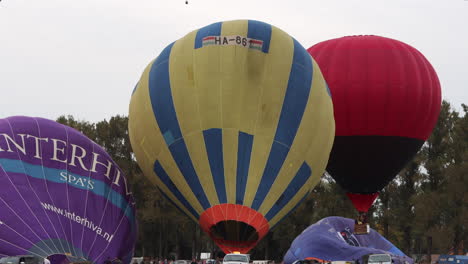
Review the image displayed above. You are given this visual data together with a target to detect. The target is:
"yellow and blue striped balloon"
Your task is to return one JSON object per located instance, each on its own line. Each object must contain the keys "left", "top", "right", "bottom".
{"left": 129, "top": 20, "right": 335, "bottom": 253}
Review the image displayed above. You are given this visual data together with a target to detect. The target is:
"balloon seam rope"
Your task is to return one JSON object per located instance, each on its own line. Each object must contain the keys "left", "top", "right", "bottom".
{"left": 33, "top": 117, "right": 68, "bottom": 254}
{"left": 219, "top": 45, "right": 226, "bottom": 206}
{"left": 0, "top": 194, "right": 51, "bottom": 257}
{"left": 245, "top": 46, "right": 269, "bottom": 207}
{"left": 272, "top": 140, "right": 291, "bottom": 150}
{"left": 79, "top": 139, "right": 96, "bottom": 260}
{"left": 239, "top": 206, "right": 251, "bottom": 246}
{"left": 57, "top": 124, "right": 74, "bottom": 255}
{"left": 3, "top": 118, "right": 57, "bottom": 255}
{"left": 191, "top": 39, "right": 203, "bottom": 135}
{"left": 93, "top": 203, "right": 132, "bottom": 261}
{"left": 190, "top": 46, "right": 210, "bottom": 210}
{"left": 0, "top": 236, "right": 49, "bottom": 257}
{"left": 5, "top": 118, "right": 58, "bottom": 254}
{"left": 264, "top": 64, "right": 318, "bottom": 217}
{"left": 64, "top": 125, "right": 78, "bottom": 257}
{"left": 11, "top": 118, "right": 62, "bottom": 254}
{"left": 42, "top": 122, "right": 74, "bottom": 256}
{"left": 219, "top": 44, "right": 223, "bottom": 132}
{"left": 86, "top": 163, "right": 120, "bottom": 258}
{"left": 153, "top": 149, "right": 199, "bottom": 221}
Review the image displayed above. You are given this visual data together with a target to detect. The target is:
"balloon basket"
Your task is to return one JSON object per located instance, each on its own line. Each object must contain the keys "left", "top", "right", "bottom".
{"left": 354, "top": 223, "right": 370, "bottom": 235}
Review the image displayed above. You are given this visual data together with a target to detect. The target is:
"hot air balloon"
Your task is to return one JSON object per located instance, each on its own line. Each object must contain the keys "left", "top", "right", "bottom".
{"left": 283, "top": 216, "right": 414, "bottom": 264}
{"left": 0, "top": 116, "right": 137, "bottom": 264}
{"left": 307, "top": 36, "right": 441, "bottom": 227}
{"left": 129, "top": 20, "right": 335, "bottom": 253}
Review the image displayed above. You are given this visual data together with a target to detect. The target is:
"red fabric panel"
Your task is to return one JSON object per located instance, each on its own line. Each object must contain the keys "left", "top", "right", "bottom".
{"left": 308, "top": 35, "right": 441, "bottom": 140}
{"left": 198, "top": 203, "right": 269, "bottom": 253}
{"left": 226, "top": 203, "right": 237, "bottom": 220}
{"left": 346, "top": 192, "right": 379, "bottom": 212}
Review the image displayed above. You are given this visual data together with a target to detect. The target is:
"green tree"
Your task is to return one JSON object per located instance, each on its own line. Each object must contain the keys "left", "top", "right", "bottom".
{"left": 412, "top": 101, "right": 464, "bottom": 254}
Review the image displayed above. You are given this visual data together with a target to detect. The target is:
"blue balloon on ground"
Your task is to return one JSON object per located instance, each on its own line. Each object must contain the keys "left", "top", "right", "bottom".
{"left": 283, "top": 216, "right": 413, "bottom": 264}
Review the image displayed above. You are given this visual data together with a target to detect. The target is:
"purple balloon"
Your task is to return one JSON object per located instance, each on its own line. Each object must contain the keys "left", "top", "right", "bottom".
{"left": 283, "top": 216, "right": 413, "bottom": 264}
{"left": 0, "top": 116, "right": 137, "bottom": 264}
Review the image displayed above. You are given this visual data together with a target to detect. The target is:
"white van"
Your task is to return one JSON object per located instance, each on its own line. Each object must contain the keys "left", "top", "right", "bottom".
{"left": 223, "top": 253, "right": 250, "bottom": 264}
{"left": 361, "top": 254, "right": 392, "bottom": 264}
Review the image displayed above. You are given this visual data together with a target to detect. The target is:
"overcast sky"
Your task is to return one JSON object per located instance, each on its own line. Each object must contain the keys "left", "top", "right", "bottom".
{"left": 1, "top": 0, "right": 467, "bottom": 122}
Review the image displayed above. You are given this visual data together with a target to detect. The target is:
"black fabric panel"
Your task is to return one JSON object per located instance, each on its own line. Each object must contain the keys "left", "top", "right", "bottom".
{"left": 326, "top": 136, "right": 424, "bottom": 193}
{"left": 210, "top": 220, "right": 258, "bottom": 242}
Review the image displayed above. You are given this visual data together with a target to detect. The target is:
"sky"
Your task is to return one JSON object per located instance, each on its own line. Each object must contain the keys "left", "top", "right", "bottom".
{"left": 1, "top": 0, "right": 467, "bottom": 122}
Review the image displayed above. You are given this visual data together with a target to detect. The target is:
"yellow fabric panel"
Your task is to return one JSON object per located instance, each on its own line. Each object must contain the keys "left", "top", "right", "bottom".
{"left": 156, "top": 144, "right": 204, "bottom": 214}
{"left": 268, "top": 60, "right": 335, "bottom": 226}
{"left": 169, "top": 31, "right": 220, "bottom": 206}
{"left": 129, "top": 59, "right": 161, "bottom": 164}
{"left": 180, "top": 130, "right": 220, "bottom": 206}
{"left": 168, "top": 30, "right": 199, "bottom": 135}
{"left": 129, "top": 49, "right": 205, "bottom": 216}
{"left": 219, "top": 20, "right": 248, "bottom": 129}
{"left": 237, "top": 46, "right": 269, "bottom": 134}
{"left": 268, "top": 133, "right": 333, "bottom": 228}
{"left": 268, "top": 112, "right": 335, "bottom": 227}
{"left": 128, "top": 61, "right": 166, "bottom": 199}
{"left": 257, "top": 74, "right": 316, "bottom": 214}
{"left": 258, "top": 57, "right": 335, "bottom": 215}
{"left": 303, "top": 59, "right": 335, "bottom": 176}
{"left": 267, "top": 175, "right": 321, "bottom": 228}
{"left": 147, "top": 164, "right": 199, "bottom": 223}
{"left": 193, "top": 39, "right": 222, "bottom": 130}
{"left": 128, "top": 61, "right": 200, "bottom": 220}
{"left": 222, "top": 128, "right": 238, "bottom": 204}
{"left": 243, "top": 26, "right": 294, "bottom": 207}
{"left": 219, "top": 20, "right": 248, "bottom": 204}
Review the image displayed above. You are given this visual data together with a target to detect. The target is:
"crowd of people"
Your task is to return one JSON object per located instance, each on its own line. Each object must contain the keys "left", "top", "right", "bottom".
{"left": 131, "top": 257, "right": 223, "bottom": 264}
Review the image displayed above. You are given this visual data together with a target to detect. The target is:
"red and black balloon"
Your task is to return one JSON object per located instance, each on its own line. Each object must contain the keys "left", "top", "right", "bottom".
{"left": 308, "top": 35, "right": 442, "bottom": 212}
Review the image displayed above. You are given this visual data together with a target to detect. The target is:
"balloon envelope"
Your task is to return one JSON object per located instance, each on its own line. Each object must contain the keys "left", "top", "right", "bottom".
{"left": 283, "top": 216, "right": 413, "bottom": 264}
{"left": 308, "top": 35, "right": 441, "bottom": 211}
{"left": 0, "top": 116, "right": 137, "bottom": 264}
{"left": 129, "top": 20, "right": 335, "bottom": 253}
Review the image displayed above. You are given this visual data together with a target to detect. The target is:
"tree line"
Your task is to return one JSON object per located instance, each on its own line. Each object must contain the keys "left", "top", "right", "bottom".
{"left": 56, "top": 100, "right": 467, "bottom": 262}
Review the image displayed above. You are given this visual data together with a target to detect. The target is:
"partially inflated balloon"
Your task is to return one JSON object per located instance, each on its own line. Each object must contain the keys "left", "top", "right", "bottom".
{"left": 129, "top": 20, "right": 335, "bottom": 253}
{"left": 0, "top": 116, "right": 137, "bottom": 264}
{"left": 283, "top": 217, "right": 414, "bottom": 264}
{"left": 308, "top": 36, "right": 441, "bottom": 212}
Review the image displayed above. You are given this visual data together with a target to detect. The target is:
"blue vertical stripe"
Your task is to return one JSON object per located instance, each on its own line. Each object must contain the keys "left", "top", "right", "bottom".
{"left": 194, "top": 22, "right": 222, "bottom": 49}
{"left": 149, "top": 42, "right": 181, "bottom": 146}
{"left": 236, "top": 132, "right": 254, "bottom": 205}
{"left": 247, "top": 20, "right": 272, "bottom": 53}
{"left": 203, "top": 128, "right": 227, "bottom": 204}
{"left": 251, "top": 38, "right": 313, "bottom": 210}
{"left": 265, "top": 162, "right": 312, "bottom": 220}
{"left": 274, "top": 39, "right": 313, "bottom": 145}
{"left": 167, "top": 140, "right": 211, "bottom": 209}
{"left": 154, "top": 161, "right": 200, "bottom": 219}
{"left": 149, "top": 42, "right": 211, "bottom": 210}
{"left": 251, "top": 142, "right": 289, "bottom": 210}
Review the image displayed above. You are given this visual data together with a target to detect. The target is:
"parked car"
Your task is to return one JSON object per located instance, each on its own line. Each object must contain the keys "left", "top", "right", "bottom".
{"left": 174, "top": 260, "right": 191, "bottom": 264}
{"left": 206, "top": 259, "right": 216, "bottom": 264}
{"left": 0, "top": 256, "right": 43, "bottom": 264}
{"left": 361, "top": 254, "right": 392, "bottom": 264}
{"left": 223, "top": 253, "right": 250, "bottom": 264}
